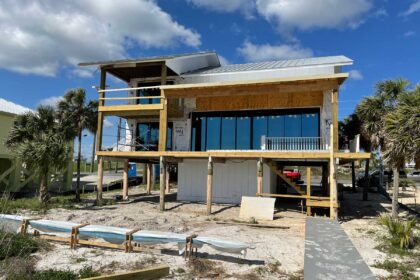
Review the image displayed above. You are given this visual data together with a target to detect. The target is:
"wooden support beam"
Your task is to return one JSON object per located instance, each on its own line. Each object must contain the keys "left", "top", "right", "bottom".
{"left": 206, "top": 157, "right": 213, "bottom": 215}
{"left": 257, "top": 158, "right": 263, "bottom": 195}
{"left": 322, "top": 163, "right": 329, "bottom": 196}
{"left": 146, "top": 163, "right": 152, "bottom": 195}
{"left": 122, "top": 159, "right": 129, "bottom": 200}
{"left": 97, "top": 157, "right": 104, "bottom": 206}
{"left": 329, "top": 125, "right": 338, "bottom": 219}
{"left": 124, "top": 227, "right": 141, "bottom": 253}
{"left": 96, "top": 69, "right": 106, "bottom": 152}
{"left": 306, "top": 167, "right": 311, "bottom": 216}
{"left": 165, "top": 164, "right": 170, "bottom": 194}
{"left": 70, "top": 223, "right": 90, "bottom": 249}
{"left": 158, "top": 92, "right": 167, "bottom": 152}
{"left": 83, "top": 265, "right": 170, "bottom": 280}
{"left": 332, "top": 89, "right": 339, "bottom": 151}
{"left": 159, "top": 156, "right": 166, "bottom": 212}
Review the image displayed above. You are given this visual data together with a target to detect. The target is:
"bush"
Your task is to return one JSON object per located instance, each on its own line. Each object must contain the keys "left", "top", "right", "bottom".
{"left": 378, "top": 215, "right": 417, "bottom": 249}
{"left": 79, "top": 266, "right": 100, "bottom": 279}
{"left": 0, "top": 231, "right": 40, "bottom": 260}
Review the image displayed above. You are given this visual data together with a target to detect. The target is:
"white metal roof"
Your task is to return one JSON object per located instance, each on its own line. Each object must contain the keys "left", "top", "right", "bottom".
{"left": 0, "top": 98, "right": 33, "bottom": 115}
{"left": 184, "top": 55, "right": 352, "bottom": 75}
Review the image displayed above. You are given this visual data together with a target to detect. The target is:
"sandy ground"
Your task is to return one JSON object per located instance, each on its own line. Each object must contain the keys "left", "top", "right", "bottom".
{"left": 10, "top": 185, "right": 420, "bottom": 279}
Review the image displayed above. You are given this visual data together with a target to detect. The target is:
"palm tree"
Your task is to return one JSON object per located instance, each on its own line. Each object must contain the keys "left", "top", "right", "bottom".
{"left": 384, "top": 87, "right": 420, "bottom": 218}
{"left": 355, "top": 79, "right": 409, "bottom": 200}
{"left": 57, "top": 89, "right": 98, "bottom": 201}
{"left": 5, "top": 106, "right": 72, "bottom": 203}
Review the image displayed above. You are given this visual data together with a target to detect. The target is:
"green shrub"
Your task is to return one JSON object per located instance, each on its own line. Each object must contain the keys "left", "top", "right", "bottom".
{"left": 0, "top": 231, "right": 40, "bottom": 260}
{"left": 79, "top": 266, "right": 100, "bottom": 279}
{"left": 378, "top": 215, "right": 417, "bottom": 249}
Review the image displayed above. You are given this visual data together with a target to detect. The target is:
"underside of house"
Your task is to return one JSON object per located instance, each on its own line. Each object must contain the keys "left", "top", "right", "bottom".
{"left": 79, "top": 52, "right": 370, "bottom": 219}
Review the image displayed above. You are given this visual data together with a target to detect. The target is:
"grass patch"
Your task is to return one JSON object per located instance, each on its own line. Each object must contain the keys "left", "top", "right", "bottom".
{"left": 373, "top": 259, "right": 419, "bottom": 280}
{"left": 0, "top": 231, "right": 41, "bottom": 260}
{"left": 7, "top": 266, "right": 100, "bottom": 280}
{"left": 187, "top": 258, "right": 225, "bottom": 278}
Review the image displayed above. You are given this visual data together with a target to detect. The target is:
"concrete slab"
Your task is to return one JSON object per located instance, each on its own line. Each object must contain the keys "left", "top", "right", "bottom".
{"left": 239, "top": 196, "right": 275, "bottom": 221}
{"left": 304, "top": 217, "right": 375, "bottom": 280}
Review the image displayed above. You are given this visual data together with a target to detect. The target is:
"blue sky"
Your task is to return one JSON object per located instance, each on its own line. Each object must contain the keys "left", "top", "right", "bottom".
{"left": 0, "top": 0, "right": 419, "bottom": 158}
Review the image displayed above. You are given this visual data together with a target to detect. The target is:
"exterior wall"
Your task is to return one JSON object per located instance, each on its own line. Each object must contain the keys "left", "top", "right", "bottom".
{"left": 177, "top": 159, "right": 275, "bottom": 204}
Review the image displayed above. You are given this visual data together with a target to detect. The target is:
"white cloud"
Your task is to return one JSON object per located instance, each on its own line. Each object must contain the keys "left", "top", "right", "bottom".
{"left": 71, "top": 69, "right": 95, "bottom": 78}
{"left": 0, "top": 0, "right": 201, "bottom": 77}
{"left": 38, "top": 96, "right": 63, "bottom": 107}
{"left": 255, "top": 0, "right": 372, "bottom": 32}
{"left": 218, "top": 55, "right": 230, "bottom": 65}
{"left": 187, "top": 0, "right": 255, "bottom": 18}
{"left": 103, "top": 119, "right": 114, "bottom": 128}
{"left": 373, "top": 7, "right": 387, "bottom": 18}
{"left": 237, "top": 41, "right": 313, "bottom": 62}
{"left": 402, "top": 0, "right": 420, "bottom": 16}
{"left": 404, "top": 31, "right": 416, "bottom": 37}
{"left": 349, "top": 70, "right": 363, "bottom": 80}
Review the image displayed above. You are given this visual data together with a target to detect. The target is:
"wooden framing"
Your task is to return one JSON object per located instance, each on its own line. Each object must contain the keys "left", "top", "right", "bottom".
{"left": 206, "top": 157, "right": 213, "bottom": 215}
{"left": 332, "top": 89, "right": 339, "bottom": 151}
{"left": 306, "top": 167, "right": 311, "bottom": 216}
{"left": 146, "top": 163, "right": 152, "bottom": 194}
{"left": 257, "top": 159, "right": 263, "bottom": 195}
{"left": 329, "top": 125, "right": 338, "bottom": 219}
{"left": 159, "top": 156, "right": 166, "bottom": 211}
{"left": 97, "top": 157, "right": 104, "bottom": 205}
{"left": 122, "top": 159, "right": 129, "bottom": 200}
{"left": 83, "top": 265, "right": 170, "bottom": 280}
{"left": 158, "top": 94, "right": 167, "bottom": 152}
{"left": 124, "top": 227, "right": 141, "bottom": 253}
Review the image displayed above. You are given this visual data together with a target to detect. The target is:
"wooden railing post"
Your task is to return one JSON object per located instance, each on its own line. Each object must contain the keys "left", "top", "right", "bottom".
{"left": 206, "top": 157, "right": 213, "bottom": 215}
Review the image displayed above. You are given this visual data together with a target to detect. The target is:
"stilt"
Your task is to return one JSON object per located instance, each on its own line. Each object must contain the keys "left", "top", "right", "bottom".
{"left": 159, "top": 156, "right": 166, "bottom": 212}
{"left": 351, "top": 162, "right": 356, "bottom": 193}
{"left": 146, "top": 163, "right": 151, "bottom": 194}
{"left": 97, "top": 157, "right": 104, "bottom": 206}
{"left": 306, "top": 167, "right": 311, "bottom": 216}
{"left": 329, "top": 126, "right": 338, "bottom": 219}
{"left": 257, "top": 158, "right": 263, "bottom": 195}
{"left": 322, "top": 163, "right": 329, "bottom": 196}
{"left": 206, "top": 157, "right": 213, "bottom": 215}
{"left": 142, "top": 163, "right": 147, "bottom": 185}
{"left": 165, "top": 164, "right": 170, "bottom": 194}
{"left": 122, "top": 159, "right": 129, "bottom": 200}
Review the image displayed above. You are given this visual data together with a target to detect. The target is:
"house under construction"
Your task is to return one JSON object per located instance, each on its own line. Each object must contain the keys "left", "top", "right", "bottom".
{"left": 79, "top": 52, "right": 370, "bottom": 219}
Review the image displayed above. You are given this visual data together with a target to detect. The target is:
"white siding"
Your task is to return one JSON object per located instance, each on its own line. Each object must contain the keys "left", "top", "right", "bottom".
{"left": 178, "top": 159, "right": 274, "bottom": 204}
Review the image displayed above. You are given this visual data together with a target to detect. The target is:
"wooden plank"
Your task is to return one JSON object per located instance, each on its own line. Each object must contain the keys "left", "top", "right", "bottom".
{"left": 307, "top": 200, "right": 339, "bottom": 208}
{"left": 216, "top": 221, "right": 289, "bottom": 229}
{"left": 206, "top": 157, "right": 213, "bottom": 215}
{"left": 99, "top": 104, "right": 163, "bottom": 113}
{"left": 256, "top": 193, "right": 330, "bottom": 200}
{"left": 257, "top": 159, "right": 263, "bottom": 194}
{"left": 306, "top": 167, "right": 311, "bottom": 216}
{"left": 97, "top": 157, "right": 104, "bottom": 205}
{"left": 158, "top": 94, "right": 167, "bottom": 152}
{"left": 329, "top": 124, "right": 338, "bottom": 219}
{"left": 122, "top": 159, "right": 129, "bottom": 200}
{"left": 84, "top": 265, "right": 170, "bottom": 280}
{"left": 159, "top": 156, "right": 166, "bottom": 211}
{"left": 96, "top": 150, "right": 332, "bottom": 159}
{"left": 99, "top": 96, "right": 163, "bottom": 101}
{"left": 239, "top": 196, "right": 276, "bottom": 221}
{"left": 335, "top": 152, "right": 370, "bottom": 159}
{"left": 332, "top": 89, "right": 339, "bottom": 151}
{"left": 146, "top": 163, "right": 152, "bottom": 195}
{"left": 196, "top": 91, "right": 323, "bottom": 111}
{"left": 96, "top": 69, "right": 106, "bottom": 152}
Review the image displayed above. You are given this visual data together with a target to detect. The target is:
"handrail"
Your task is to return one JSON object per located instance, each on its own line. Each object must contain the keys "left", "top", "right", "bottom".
{"left": 97, "top": 85, "right": 161, "bottom": 93}
{"left": 262, "top": 136, "right": 326, "bottom": 151}
{"left": 99, "top": 96, "right": 163, "bottom": 101}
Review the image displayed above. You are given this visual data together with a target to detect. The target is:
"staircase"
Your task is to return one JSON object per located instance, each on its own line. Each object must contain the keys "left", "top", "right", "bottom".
{"left": 267, "top": 160, "right": 305, "bottom": 195}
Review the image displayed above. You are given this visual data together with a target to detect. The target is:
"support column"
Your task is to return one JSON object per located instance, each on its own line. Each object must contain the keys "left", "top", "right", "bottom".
{"left": 351, "top": 162, "right": 356, "bottom": 193}
{"left": 96, "top": 157, "right": 103, "bottom": 206}
{"left": 322, "top": 164, "right": 329, "bottom": 196}
{"left": 206, "top": 157, "right": 213, "bottom": 215}
{"left": 159, "top": 156, "right": 166, "bottom": 212}
{"left": 146, "top": 163, "right": 152, "bottom": 194}
{"left": 306, "top": 167, "right": 311, "bottom": 216}
{"left": 122, "top": 159, "right": 129, "bottom": 200}
{"left": 165, "top": 164, "right": 170, "bottom": 194}
{"left": 257, "top": 158, "right": 263, "bottom": 195}
{"left": 142, "top": 163, "right": 147, "bottom": 185}
{"left": 330, "top": 125, "right": 338, "bottom": 219}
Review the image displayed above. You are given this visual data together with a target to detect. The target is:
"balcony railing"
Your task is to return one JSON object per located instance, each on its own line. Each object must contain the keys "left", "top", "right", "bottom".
{"left": 261, "top": 136, "right": 326, "bottom": 151}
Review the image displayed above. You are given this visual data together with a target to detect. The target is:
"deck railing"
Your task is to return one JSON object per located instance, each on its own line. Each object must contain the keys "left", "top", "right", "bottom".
{"left": 261, "top": 136, "right": 326, "bottom": 151}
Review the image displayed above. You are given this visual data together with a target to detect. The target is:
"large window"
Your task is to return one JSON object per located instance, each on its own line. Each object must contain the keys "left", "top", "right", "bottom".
{"left": 191, "top": 108, "right": 319, "bottom": 151}
{"left": 136, "top": 122, "right": 173, "bottom": 151}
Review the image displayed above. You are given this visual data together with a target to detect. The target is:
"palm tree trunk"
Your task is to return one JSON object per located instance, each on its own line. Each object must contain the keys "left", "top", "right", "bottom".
{"left": 363, "top": 159, "right": 370, "bottom": 201}
{"left": 76, "top": 130, "right": 82, "bottom": 201}
{"left": 39, "top": 172, "right": 49, "bottom": 204}
{"left": 391, "top": 167, "right": 399, "bottom": 219}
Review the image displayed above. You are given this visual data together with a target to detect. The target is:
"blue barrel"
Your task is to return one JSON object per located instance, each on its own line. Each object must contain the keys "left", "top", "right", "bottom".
{"left": 128, "top": 163, "right": 136, "bottom": 178}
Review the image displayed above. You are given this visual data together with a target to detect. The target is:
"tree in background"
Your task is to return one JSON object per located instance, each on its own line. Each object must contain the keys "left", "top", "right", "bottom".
{"left": 355, "top": 79, "right": 409, "bottom": 200}
{"left": 384, "top": 87, "right": 420, "bottom": 218}
{"left": 5, "top": 106, "right": 72, "bottom": 203}
{"left": 57, "top": 89, "right": 98, "bottom": 201}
